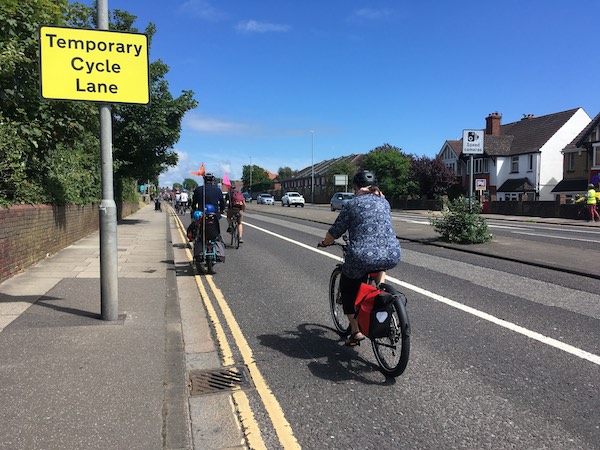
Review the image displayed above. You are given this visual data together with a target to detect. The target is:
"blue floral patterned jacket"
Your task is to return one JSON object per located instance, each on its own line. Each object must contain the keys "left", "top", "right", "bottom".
{"left": 328, "top": 194, "right": 401, "bottom": 279}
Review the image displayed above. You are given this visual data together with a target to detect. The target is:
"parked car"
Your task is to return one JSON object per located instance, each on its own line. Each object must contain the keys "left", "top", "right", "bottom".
{"left": 256, "top": 194, "right": 275, "bottom": 205}
{"left": 330, "top": 192, "right": 354, "bottom": 211}
{"left": 242, "top": 192, "right": 252, "bottom": 203}
{"left": 281, "top": 192, "right": 305, "bottom": 207}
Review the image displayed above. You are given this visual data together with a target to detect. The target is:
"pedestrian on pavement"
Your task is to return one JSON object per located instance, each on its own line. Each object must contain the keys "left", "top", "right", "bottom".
{"left": 576, "top": 183, "right": 600, "bottom": 222}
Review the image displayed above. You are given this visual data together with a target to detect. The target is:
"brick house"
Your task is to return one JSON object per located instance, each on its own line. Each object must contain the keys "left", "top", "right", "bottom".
{"left": 279, "top": 154, "right": 363, "bottom": 203}
{"left": 552, "top": 112, "right": 600, "bottom": 202}
{"left": 438, "top": 108, "right": 591, "bottom": 201}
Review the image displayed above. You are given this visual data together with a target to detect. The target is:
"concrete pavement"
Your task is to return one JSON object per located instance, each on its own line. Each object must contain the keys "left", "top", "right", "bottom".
{"left": 0, "top": 202, "right": 598, "bottom": 449}
{"left": 0, "top": 204, "right": 246, "bottom": 450}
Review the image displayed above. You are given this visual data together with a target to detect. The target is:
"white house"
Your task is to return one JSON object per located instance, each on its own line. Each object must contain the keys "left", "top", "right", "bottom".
{"left": 438, "top": 108, "right": 591, "bottom": 201}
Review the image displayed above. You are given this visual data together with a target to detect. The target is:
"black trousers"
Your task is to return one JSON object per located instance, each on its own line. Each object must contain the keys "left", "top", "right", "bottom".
{"left": 339, "top": 272, "right": 368, "bottom": 315}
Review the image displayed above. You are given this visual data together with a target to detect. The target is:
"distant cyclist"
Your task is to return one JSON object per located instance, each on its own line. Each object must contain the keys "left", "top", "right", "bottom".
{"left": 174, "top": 190, "right": 181, "bottom": 210}
{"left": 179, "top": 190, "right": 189, "bottom": 213}
{"left": 318, "top": 170, "right": 401, "bottom": 346}
{"left": 227, "top": 186, "right": 246, "bottom": 243}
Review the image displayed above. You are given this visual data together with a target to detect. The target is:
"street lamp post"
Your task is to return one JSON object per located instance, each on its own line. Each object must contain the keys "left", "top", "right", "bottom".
{"left": 311, "top": 131, "right": 315, "bottom": 204}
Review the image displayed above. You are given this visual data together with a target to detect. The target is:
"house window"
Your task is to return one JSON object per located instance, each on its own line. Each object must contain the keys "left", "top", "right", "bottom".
{"left": 594, "top": 144, "right": 600, "bottom": 167}
{"left": 511, "top": 156, "right": 519, "bottom": 173}
{"left": 528, "top": 154, "right": 533, "bottom": 171}
{"left": 467, "top": 158, "right": 489, "bottom": 174}
{"left": 474, "top": 159, "right": 482, "bottom": 174}
{"left": 567, "top": 153, "right": 575, "bottom": 171}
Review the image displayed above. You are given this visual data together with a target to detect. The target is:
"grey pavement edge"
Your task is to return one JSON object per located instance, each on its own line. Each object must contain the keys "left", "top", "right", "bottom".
{"left": 0, "top": 204, "right": 247, "bottom": 450}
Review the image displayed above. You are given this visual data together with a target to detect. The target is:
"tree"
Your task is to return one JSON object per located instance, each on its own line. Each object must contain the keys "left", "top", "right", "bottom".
{"left": 277, "top": 166, "right": 295, "bottom": 181}
{"left": 361, "top": 144, "right": 417, "bottom": 200}
{"left": 325, "top": 160, "right": 357, "bottom": 196}
{"left": 242, "top": 165, "right": 271, "bottom": 192}
{"left": 183, "top": 178, "right": 198, "bottom": 191}
{"left": 0, "top": 1, "right": 196, "bottom": 206}
{"left": 409, "top": 156, "right": 457, "bottom": 199}
{"left": 0, "top": 0, "right": 101, "bottom": 205}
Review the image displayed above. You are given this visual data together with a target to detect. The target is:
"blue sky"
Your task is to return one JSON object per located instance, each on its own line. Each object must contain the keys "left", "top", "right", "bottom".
{"left": 91, "top": 1, "right": 600, "bottom": 187}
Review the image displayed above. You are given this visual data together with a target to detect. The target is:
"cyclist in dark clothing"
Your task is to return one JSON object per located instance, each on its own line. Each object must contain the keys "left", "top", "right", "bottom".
{"left": 192, "top": 173, "right": 225, "bottom": 219}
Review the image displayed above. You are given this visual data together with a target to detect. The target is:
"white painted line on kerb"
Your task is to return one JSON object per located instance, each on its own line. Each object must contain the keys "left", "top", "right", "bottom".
{"left": 245, "top": 222, "right": 600, "bottom": 367}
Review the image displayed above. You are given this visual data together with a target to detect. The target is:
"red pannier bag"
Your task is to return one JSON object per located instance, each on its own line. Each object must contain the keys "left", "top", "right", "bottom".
{"left": 354, "top": 283, "right": 395, "bottom": 339}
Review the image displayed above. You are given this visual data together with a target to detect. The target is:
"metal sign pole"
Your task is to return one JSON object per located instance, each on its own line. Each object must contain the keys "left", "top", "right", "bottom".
{"left": 469, "top": 155, "right": 474, "bottom": 212}
{"left": 98, "top": 0, "right": 119, "bottom": 321}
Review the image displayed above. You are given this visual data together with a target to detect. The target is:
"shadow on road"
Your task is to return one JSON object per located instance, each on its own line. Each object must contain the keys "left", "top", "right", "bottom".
{"left": 257, "top": 322, "right": 396, "bottom": 386}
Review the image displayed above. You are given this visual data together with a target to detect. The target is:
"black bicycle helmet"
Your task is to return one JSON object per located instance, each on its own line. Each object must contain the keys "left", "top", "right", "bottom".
{"left": 352, "top": 170, "right": 377, "bottom": 188}
{"left": 204, "top": 173, "right": 215, "bottom": 184}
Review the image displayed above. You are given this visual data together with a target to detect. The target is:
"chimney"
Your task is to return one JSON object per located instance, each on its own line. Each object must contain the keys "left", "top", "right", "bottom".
{"left": 521, "top": 114, "right": 535, "bottom": 120}
{"left": 485, "top": 112, "right": 502, "bottom": 135}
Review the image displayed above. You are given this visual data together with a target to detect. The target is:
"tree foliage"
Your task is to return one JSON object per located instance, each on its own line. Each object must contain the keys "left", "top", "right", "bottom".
{"left": 361, "top": 144, "right": 417, "bottom": 199}
{"left": 277, "top": 166, "right": 295, "bottom": 181}
{"left": 0, "top": 0, "right": 101, "bottom": 205}
{"left": 242, "top": 165, "right": 271, "bottom": 192}
{"left": 409, "top": 156, "right": 458, "bottom": 199}
{"left": 0, "top": 1, "right": 196, "bottom": 206}
{"left": 183, "top": 178, "right": 198, "bottom": 191}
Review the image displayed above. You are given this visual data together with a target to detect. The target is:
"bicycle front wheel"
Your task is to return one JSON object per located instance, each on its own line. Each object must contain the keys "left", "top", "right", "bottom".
{"left": 329, "top": 267, "right": 350, "bottom": 335}
{"left": 371, "top": 293, "right": 410, "bottom": 377}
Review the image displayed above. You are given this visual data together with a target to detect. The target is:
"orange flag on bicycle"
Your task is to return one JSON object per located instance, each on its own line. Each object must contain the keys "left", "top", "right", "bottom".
{"left": 191, "top": 163, "right": 206, "bottom": 176}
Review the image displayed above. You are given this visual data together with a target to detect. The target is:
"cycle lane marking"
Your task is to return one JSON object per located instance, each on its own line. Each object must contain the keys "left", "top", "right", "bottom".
{"left": 172, "top": 213, "right": 269, "bottom": 450}
{"left": 204, "top": 275, "right": 301, "bottom": 449}
{"left": 244, "top": 222, "right": 600, "bottom": 367}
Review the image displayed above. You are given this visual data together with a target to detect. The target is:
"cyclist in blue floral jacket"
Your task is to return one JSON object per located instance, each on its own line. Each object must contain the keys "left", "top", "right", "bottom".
{"left": 319, "top": 170, "right": 401, "bottom": 346}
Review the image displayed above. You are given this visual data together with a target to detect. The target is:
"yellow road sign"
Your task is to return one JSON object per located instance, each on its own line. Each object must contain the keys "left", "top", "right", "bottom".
{"left": 39, "top": 26, "right": 149, "bottom": 104}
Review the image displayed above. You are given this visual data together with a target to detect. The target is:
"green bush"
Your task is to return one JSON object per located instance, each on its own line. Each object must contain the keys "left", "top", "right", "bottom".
{"left": 430, "top": 196, "right": 492, "bottom": 244}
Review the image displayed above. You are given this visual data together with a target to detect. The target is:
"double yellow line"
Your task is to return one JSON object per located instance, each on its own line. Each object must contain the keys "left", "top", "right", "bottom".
{"left": 172, "top": 212, "right": 300, "bottom": 449}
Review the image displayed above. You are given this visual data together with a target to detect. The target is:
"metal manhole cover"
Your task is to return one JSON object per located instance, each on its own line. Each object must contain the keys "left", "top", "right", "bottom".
{"left": 189, "top": 366, "right": 252, "bottom": 396}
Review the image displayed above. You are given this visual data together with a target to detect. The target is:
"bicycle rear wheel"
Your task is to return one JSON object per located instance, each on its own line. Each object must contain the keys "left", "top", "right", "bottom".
{"left": 233, "top": 226, "right": 240, "bottom": 249}
{"left": 230, "top": 217, "right": 240, "bottom": 248}
{"left": 329, "top": 267, "right": 350, "bottom": 334}
{"left": 371, "top": 292, "right": 410, "bottom": 377}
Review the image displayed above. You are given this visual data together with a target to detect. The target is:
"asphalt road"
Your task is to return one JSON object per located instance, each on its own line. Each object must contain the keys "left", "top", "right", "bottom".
{"left": 184, "top": 207, "right": 600, "bottom": 449}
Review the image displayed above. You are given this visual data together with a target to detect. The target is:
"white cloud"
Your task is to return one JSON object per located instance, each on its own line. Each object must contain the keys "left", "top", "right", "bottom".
{"left": 236, "top": 20, "right": 291, "bottom": 33}
{"left": 350, "top": 8, "right": 393, "bottom": 21}
{"left": 178, "top": 0, "right": 226, "bottom": 21}
{"left": 177, "top": 150, "right": 190, "bottom": 162}
{"left": 183, "top": 114, "right": 253, "bottom": 135}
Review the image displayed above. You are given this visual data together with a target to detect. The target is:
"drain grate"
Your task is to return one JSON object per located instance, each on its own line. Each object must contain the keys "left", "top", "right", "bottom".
{"left": 189, "top": 366, "right": 252, "bottom": 396}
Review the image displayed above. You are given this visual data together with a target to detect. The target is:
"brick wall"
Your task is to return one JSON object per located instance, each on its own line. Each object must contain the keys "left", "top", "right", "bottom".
{"left": 0, "top": 202, "right": 139, "bottom": 284}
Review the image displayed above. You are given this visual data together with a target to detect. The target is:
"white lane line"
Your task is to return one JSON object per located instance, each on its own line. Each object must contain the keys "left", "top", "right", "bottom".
{"left": 244, "top": 222, "right": 600, "bottom": 367}
{"left": 487, "top": 224, "right": 529, "bottom": 231}
{"left": 511, "top": 231, "right": 600, "bottom": 244}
